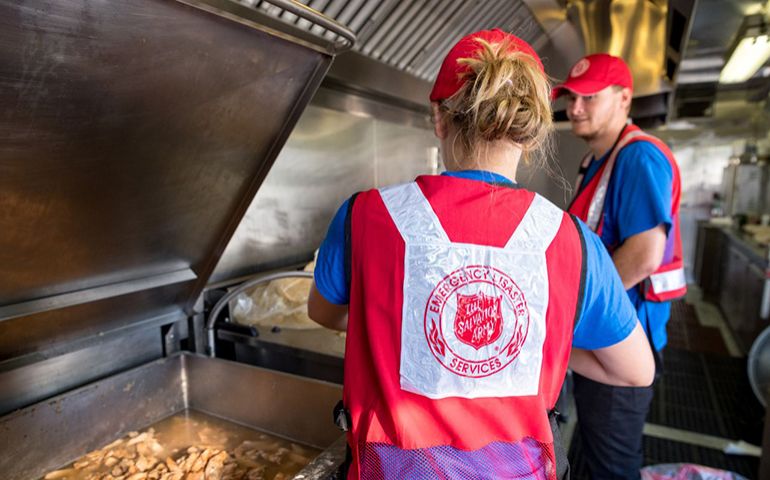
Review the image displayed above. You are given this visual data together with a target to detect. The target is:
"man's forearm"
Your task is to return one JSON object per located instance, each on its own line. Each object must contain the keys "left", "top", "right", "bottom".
{"left": 612, "top": 225, "right": 667, "bottom": 289}
{"left": 613, "top": 247, "right": 656, "bottom": 289}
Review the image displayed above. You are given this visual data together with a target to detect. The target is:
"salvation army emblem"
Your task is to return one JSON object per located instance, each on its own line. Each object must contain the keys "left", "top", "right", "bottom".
{"left": 424, "top": 265, "right": 530, "bottom": 378}
{"left": 571, "top": 58, "right": 590, "bottom": 78}
{"left": 454, "top": 292, "right": 503, "bottom": 349}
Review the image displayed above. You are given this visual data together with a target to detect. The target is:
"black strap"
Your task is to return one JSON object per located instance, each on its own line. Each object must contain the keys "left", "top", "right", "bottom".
{"left": 549, "top": 409, "right": 571, "bottom": 480}
{"left": 344, "top": 193, "right": 359, "bottom": 293}
{"left": 606, "top": 123, "right": 630, "bottom": 161}
{"left": 337, "top": 194, "right": 357, "bottom": 480}
{"left": 568, "top": 214, "right": 588, "bottom": 329}
{"left": 332, "top": 444, "right": 352, "bottom": 480}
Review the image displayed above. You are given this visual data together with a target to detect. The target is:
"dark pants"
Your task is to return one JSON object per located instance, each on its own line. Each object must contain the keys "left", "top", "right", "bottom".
{"left": 573, "top": 372, "right": 654, "bottom": 480}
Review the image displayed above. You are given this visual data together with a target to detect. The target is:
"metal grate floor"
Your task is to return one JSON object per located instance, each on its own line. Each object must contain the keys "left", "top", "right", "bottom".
{"left": 567, "top": 300, "right": 763, "bottom": 479}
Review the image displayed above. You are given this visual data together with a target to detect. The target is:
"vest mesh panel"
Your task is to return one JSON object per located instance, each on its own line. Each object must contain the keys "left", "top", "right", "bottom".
{"left": 358, "top": 439, "right": 556, "bottom": 480}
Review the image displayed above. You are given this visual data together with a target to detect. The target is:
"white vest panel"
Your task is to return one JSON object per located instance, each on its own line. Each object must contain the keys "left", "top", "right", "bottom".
{"left": 379, "top": 182, "right": 563, "bottom": 399}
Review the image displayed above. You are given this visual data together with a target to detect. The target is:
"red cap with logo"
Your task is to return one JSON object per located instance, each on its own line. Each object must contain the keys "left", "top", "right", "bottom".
{"left": 552, "top": 53, "right": 633, "bottom": 99}
{"left": 429, "top": 29, "right": 544, "bottom": 102}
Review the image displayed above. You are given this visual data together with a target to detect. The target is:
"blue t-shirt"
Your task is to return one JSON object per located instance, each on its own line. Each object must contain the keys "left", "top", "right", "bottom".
{"left": 314, "top": 170, "right": 638, "bottom": 350}
{"left": 578, "top": 140, "right": 674, "bottom": 350}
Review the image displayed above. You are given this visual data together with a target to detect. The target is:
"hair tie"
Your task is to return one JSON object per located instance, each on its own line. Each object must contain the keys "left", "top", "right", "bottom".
{"left": 504, "top": 78, "right": 513, "bottom": 87}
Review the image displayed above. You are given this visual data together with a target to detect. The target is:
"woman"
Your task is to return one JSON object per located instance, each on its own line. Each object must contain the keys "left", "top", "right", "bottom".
{"left": 308, "top": 29, "right": 654, "bottom": 480}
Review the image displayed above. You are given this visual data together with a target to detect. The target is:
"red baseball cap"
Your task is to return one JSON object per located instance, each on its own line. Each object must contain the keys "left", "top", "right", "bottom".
{"left": 552, "top": 53, "right": 633, "bottom": 99}
{"left": 429, "top": 29, "right": 544, "bottom": 102}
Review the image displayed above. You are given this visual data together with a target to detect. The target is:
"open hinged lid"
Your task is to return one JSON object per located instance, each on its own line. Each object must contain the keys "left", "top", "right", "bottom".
{"left": 0, "top": 0, "right": 353, "bottom": 366}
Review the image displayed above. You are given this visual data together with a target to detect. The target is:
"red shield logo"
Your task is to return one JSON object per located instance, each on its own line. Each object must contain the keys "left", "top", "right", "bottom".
{"left": 454, "top": 292, "right": 504, "bottom": 350}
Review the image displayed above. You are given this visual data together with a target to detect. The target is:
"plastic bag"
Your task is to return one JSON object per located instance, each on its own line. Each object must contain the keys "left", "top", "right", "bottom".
{"left": 231, "top": 261, "right": 319, "bottom": 330}
{"left": 640, "top": 464, "right": 749, "bottom": 480}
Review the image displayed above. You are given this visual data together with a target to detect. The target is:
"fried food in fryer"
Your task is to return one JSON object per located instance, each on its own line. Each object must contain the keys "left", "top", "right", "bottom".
{"left": 42, "top": 425, "right": 314, "bottom": 480}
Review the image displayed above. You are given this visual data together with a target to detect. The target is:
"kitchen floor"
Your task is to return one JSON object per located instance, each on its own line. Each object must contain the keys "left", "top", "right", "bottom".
{"left": 565, "top": 288, "right": 764, "bottom": 479}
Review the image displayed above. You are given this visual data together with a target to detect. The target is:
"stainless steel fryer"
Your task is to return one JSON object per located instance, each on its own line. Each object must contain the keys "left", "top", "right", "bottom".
{"left": 0, "top": 353, "right": 345, "bottom": 480}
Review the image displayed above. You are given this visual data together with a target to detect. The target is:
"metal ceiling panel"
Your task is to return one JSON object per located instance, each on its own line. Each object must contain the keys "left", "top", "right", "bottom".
{"left": 244, "top": 0, "right": 549, "bottom": 81}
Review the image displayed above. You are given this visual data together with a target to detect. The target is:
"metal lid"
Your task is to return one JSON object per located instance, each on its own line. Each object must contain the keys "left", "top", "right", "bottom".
{"left": 0, "top": 0, "right": 353, "bottom": 363}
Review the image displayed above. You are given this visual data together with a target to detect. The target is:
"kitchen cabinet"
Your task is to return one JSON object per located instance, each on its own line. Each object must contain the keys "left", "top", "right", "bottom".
{"left": 717, "top": 232, "right": 769, "bottom": 353}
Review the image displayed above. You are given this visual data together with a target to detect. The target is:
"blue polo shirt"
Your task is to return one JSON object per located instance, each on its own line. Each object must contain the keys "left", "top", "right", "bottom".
{"left": 578, "top": 140, "right": 674, "bottom": 351}
{"left": 314, "top": 170, "right": 639, "bottom": 350}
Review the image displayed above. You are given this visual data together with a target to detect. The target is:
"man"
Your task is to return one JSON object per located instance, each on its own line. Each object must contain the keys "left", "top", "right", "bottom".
{"left": 554, "top": 54, "right": 686, "bottom": 479}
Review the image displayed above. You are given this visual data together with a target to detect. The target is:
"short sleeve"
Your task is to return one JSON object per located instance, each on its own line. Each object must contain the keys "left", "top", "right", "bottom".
{"left": 608, "top": 141, "right": 673, "bottom": 243}
{"left": 572, "top": 219, "right": 639, "bottom": 350}
{"left": 314, "top": 198, "right": 350, "bottom": 305}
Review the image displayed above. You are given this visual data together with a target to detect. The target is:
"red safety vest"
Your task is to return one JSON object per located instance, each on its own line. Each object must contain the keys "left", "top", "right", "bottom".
{"left": 568, "top": 124, "right": 686, "bottom": 302}
{"left": 343, "top": 175, "right": 584, "bottom": 480}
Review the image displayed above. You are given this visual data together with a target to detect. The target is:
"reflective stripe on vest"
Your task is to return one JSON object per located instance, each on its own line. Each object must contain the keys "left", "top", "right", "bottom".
{"left": 582, "top": 129, "right": 646, "bottom": 231}
{"left": 380, "top": 182, "right": 563, "bottom": 399}
{"left": 649, "top": 267, "right": 687, "bottom": 295}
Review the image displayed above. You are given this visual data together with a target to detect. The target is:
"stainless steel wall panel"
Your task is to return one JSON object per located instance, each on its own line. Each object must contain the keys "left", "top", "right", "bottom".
{"left": 312, "top": 85, "right": 431, "bottom": 129}
{"left": 0, "top": 325, "right": 163, "bottom": 415}
{"left": 212, "top": 101, "right": 437, "bottom": 283}
{"left": 325, "top": 51, "right": 433, "bottom": 110}
{"left": 212, "top": 106, "right": 376, "bottom": 282}
{"left": 517, "top": 130, "right": 585, "bottom": 209}
{"left": 374, "top": 120, "right": 438, "bottom": 187}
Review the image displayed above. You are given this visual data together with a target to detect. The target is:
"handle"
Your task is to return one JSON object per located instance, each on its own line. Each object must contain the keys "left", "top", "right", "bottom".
{"left": 260, "top": 0, "right": 355, "bottom": 54}
{"left": 206, "top": 271, "right": 314, "bottom": 356}
{"left": 216, "top": 320, "right": 259, "bottom": 337}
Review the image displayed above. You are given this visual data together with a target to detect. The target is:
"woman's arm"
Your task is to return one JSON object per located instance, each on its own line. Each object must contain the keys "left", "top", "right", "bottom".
{"left": 571, "top": 219, "right": 656, "bottom": 387}
{"left": 570, "top": 322, "right": 654, "bottom": 386}
{"left": 308, "top": 282, "right": 348, "bottom": 331}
